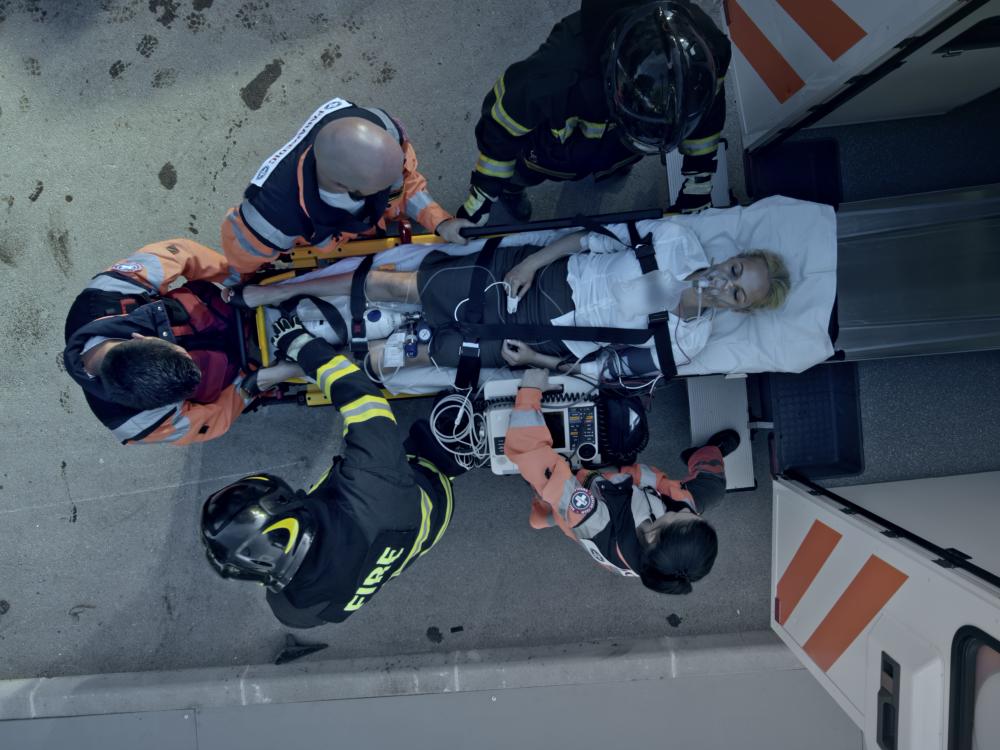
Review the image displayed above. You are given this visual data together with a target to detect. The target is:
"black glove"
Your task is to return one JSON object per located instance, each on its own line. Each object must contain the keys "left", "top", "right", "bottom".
{"left": 456, "top": 185, "right": 495, "bottom": 226}
{"left": 270, "top": 315, "right": 313, "bottom": 363}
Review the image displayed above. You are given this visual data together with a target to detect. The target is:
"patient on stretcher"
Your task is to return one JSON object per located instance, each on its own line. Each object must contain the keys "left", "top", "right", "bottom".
{"left": 229, "top": 218, "right": 791, "bottom": 379}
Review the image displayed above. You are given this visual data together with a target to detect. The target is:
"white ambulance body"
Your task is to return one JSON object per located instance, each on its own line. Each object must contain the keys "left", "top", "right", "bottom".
{"left": 771, "top": 472, "right": 1000, "bottom": 749}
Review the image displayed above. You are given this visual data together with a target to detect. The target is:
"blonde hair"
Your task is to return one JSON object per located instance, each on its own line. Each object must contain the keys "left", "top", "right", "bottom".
{"left": 737, "top": 249, "right": 791, "bottom": 311}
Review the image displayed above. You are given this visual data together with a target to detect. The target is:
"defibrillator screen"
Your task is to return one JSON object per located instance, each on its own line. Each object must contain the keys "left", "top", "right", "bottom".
{"left": 543, "top": 410, "right": 567, "bottom": 450}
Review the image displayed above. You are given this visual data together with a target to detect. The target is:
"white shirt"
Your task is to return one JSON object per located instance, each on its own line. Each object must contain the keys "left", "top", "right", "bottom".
{"left": 552, "top": 219, "right": 713, "bottom": 367}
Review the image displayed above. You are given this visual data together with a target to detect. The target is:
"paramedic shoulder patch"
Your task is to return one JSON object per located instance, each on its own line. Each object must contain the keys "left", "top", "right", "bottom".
{"left": 570, "top": 488, "right": 595, "bottom": 514}
{"left": 112, "top": 261, "right": 143, "bottom": 273}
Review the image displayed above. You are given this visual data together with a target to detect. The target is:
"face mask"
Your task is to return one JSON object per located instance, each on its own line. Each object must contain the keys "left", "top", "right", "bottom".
{"left": 318, "top": 188, "right": 366, "bottom": 214}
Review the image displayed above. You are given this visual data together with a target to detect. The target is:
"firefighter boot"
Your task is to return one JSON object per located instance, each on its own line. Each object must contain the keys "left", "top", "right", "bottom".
{"left": 679, "top": 429, "right": 741, "bottom": 464}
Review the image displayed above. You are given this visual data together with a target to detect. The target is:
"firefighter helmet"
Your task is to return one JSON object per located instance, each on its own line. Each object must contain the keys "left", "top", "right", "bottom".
{"left": 201, "top": 473, "right": 317, "bottom": 592}
{"left": 605, "top": 2, "right": 719, "bottom": 154}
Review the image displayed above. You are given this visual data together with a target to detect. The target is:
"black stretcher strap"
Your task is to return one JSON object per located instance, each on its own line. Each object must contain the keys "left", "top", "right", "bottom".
{"left": 350, "top": 254, "right": 376, "bottom": 359}
{"left": 627, "top": 222, "right": 678, "bottom": 380}
{"left": 281, "top": 295, "right": 349, "bottom": 349}
{"left": 459, "top": 323, "right": 652, "bottom": 345}
{"left": 454, "top": 237, "right": 503, "bottom": 390}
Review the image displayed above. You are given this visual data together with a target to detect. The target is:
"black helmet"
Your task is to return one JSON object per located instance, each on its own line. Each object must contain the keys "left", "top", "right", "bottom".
{"left": 605, "top": 2, "right": 718, "bottom": 154}
{"left": 201, "top": 474, "right": 317, "bottom": 592}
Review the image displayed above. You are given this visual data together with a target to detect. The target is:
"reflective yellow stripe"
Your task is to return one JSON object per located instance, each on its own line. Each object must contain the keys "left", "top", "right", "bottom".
{"left": 307, "top": 466, "right": 334, "bottom": 494}
{"left": 550, "top": 118, "right": 607, "bottom": 143}
{"left": 490, "top": 75, "right": 531, "bottom": 137}
{"left": 340, "top": 394, "right": 396, "bottom": 430}
{"left": 475, "top": 153, "right": 516, "bottom": 178}
{"left": 392, "top": 489, "right": 432, "bottom": 578}
{"left": 578, "top": 119, "right": 607, "bottom": 139}
{"left": 316, "top": 356, "right": 359, "bottom": 396}
{"left": 412, "top": 456, "right": 454, "bottom": 548}
{"left": 262, "top": 517, "right": 300, "bottom": 554}
{"left": 680, "top": 132, "right": 721, "bottom": 156}
{"left": 342, "top": 408, "right": 396, "bottom": 432}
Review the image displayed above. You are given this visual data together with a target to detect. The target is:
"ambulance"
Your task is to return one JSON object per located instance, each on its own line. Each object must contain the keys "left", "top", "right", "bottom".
{"left": 723, "top": 1, "right": 1000, "bottom": 748}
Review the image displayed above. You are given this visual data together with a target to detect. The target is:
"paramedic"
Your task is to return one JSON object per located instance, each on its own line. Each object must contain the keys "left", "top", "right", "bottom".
{"left": 200, "top": 315, "right": 456, "bottom": 628}
{"left": 221, "top": 98, "right": 475, "bottom": 282}
{"left": 62, "top": 239, "right": 294, "bottom": 445}
{"left": 457, "top": 0, "right": 731, "bottom": 224}
{"left": 504, "top": 368, "right": 738, "bottom": 592}
{"left": 229, "top": 219, "right": 791, "bottom": 372}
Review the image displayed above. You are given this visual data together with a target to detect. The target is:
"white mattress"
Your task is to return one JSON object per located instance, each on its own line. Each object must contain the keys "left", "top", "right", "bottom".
{"left": 269, "top": 196, "right": 838, "bottom": 393}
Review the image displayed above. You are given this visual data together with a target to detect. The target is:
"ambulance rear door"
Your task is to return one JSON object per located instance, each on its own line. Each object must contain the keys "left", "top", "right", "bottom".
{"left": 770, "top": 473, "right": 1000, "bottom": 749}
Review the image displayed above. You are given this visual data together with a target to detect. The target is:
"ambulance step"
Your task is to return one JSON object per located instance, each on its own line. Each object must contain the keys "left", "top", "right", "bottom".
{"left": 686, "top": 375, "right": 754, "bottom": 491}
{"left": 766, "top": 362, "right": 864, "bottom": 479}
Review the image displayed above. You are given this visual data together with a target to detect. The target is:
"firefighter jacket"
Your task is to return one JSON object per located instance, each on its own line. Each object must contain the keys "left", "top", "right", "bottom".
{"left": 222, "top": 98, "right": 451, "bottom": 279}
{"left": 460, "top": 2, "right": 731, "bottom": 219}
{"left": 266, "top": 339, "right": 454, "bottom": 626}
{"left": 504, "top": 386, "right": 720, "bottom": 576}
{"left": 63, "top": 239, "right": 250, "bottom": 446}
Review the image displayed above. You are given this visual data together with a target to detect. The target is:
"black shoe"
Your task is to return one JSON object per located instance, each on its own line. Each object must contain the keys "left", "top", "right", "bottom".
{"left": 680, "top": 429, "right": 741, "bottom": 464}
{"left": 499, "top": 187, "right": 532, "bottom": 223}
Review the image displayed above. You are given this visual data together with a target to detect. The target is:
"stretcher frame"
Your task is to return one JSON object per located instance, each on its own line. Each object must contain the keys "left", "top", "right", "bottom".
{"left": 241, "top": 210, "right": 667, "bottom": 406}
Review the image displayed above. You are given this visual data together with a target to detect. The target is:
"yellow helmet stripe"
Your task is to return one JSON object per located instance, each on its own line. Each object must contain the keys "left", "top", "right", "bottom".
{"left": 263, "top": 517, "right": 300, "bottom": 554}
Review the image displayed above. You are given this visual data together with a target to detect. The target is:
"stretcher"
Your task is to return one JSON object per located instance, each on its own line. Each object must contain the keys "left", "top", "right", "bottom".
{"left": 242, "top": 196, "right": 840, "bottom": 403}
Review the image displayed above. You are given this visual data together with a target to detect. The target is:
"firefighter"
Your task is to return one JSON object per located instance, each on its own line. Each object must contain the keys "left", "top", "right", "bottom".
{"left": 457, "top": 0, "right": 731, "bottom": 224}
{"left": 200, "top": 315, "right": 457, "bottom": 627}
{"left": 504, "top": 368, "right": 738, "bottom": 593}
{"left": 221, "top": 97, "right": 475, "bottom": 282}
{"left": 62, "top": 239, "right": 293, "bottom": 446}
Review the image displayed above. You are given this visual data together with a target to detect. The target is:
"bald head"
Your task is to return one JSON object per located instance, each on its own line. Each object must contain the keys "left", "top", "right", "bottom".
{"left": 313, "top": 117, "right": 404, "bottom": 196}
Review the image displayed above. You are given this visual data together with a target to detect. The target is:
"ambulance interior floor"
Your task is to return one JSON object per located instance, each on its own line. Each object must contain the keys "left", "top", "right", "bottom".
{"left": 2, "top": 0, "right": 999, "bottom": 682}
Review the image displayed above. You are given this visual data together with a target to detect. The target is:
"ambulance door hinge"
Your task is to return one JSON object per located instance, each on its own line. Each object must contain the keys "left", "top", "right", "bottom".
{"left": 933, "top": 547, "right": 972, "bottom": 569}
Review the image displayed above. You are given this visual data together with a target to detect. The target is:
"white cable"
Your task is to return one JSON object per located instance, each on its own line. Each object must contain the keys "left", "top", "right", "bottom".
{"left": 430, "top": 391, "right": 490, "bottom": 469}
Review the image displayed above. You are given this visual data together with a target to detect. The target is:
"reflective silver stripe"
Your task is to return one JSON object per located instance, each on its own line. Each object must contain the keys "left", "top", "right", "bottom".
{"left": 240, "top": 200, "right": 295, "bottom": 250}
{"left": 573, "top": 501, "right": 610, "bottom": 540}
{"left": 638, "top": 464, "right": 657, "bottom": 489}
{"left": 158, "top": 412, "right": 193, "bottom": 443}
{"left": 111, "top": 404, "right": 176, "bottom": 442}
{"left": 226, "top": 212, "right": 277, "bottom": 259}
{"left": 316, "top": 357, "right": 357, "bottom": 393}
{"left": 126, "top": 253, "right": 167, "bottom": 289}
{"left": 85, "top": 275, "right": 149, "bottom": 295}
{"left": 680, "top": 132, "right": 721, "bottom": 157}
{"left": 250, "top": 98, "right": 353, "bottom": 186}
{"left": 509, "top": 409, "right": 544, "bottom": 428}
{"left": 578, "top": 120, "right": 607, "bottom": 139}
{"left": 556, "top": 478, "right": 579, "bottom": 518}
{"left": 361, "top": 106, "right": 401, "bottom": 143}
{"left": 405, "top": 191, "right": 433, "bottom": 218}
{"left": 490, "top": 75, "right": 531, "bottom": 137}
{"left": 577, "top": 538, "right": 635, "bottom": 576}
{"left": 340, "top": 395, "right": 393, "bottom": 422}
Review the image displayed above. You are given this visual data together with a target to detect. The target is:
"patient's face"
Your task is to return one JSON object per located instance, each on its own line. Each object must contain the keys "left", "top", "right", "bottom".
{"left": 704, "top": 256, "right": 769, "bottom": 310}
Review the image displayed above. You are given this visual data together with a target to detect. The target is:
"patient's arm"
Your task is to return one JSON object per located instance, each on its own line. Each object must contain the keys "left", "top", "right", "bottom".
{"left": 501, "top": 340, "right": 581, "bottom": 375}
{"left": 504, "top": 231, "right": 586, "bottom": 298}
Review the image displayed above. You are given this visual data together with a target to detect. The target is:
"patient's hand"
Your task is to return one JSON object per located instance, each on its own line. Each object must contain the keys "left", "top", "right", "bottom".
{"left": 504, "top": 259, "right": 537, "bottom": 299}
{"left": 502, "top": 339, "right": 540, "bottom": 367}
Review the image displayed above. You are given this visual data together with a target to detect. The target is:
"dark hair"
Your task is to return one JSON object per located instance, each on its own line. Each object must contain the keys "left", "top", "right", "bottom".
{"left": 639, "top": 517, "right": 718, "bottom": 595}
{"left": 100, "top": 338, "right": 201, "bottom": 410}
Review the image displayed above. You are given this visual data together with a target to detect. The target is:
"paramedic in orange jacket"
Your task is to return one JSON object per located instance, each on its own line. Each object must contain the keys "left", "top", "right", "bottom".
{"left": 504, "top": 369, "right": 737, "bottom": 594}
{"left": 63, "top": 239, "right": 292, "bottom": 445}
{"left": 221, "top": 98, "right": 474, "bottom": 282}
